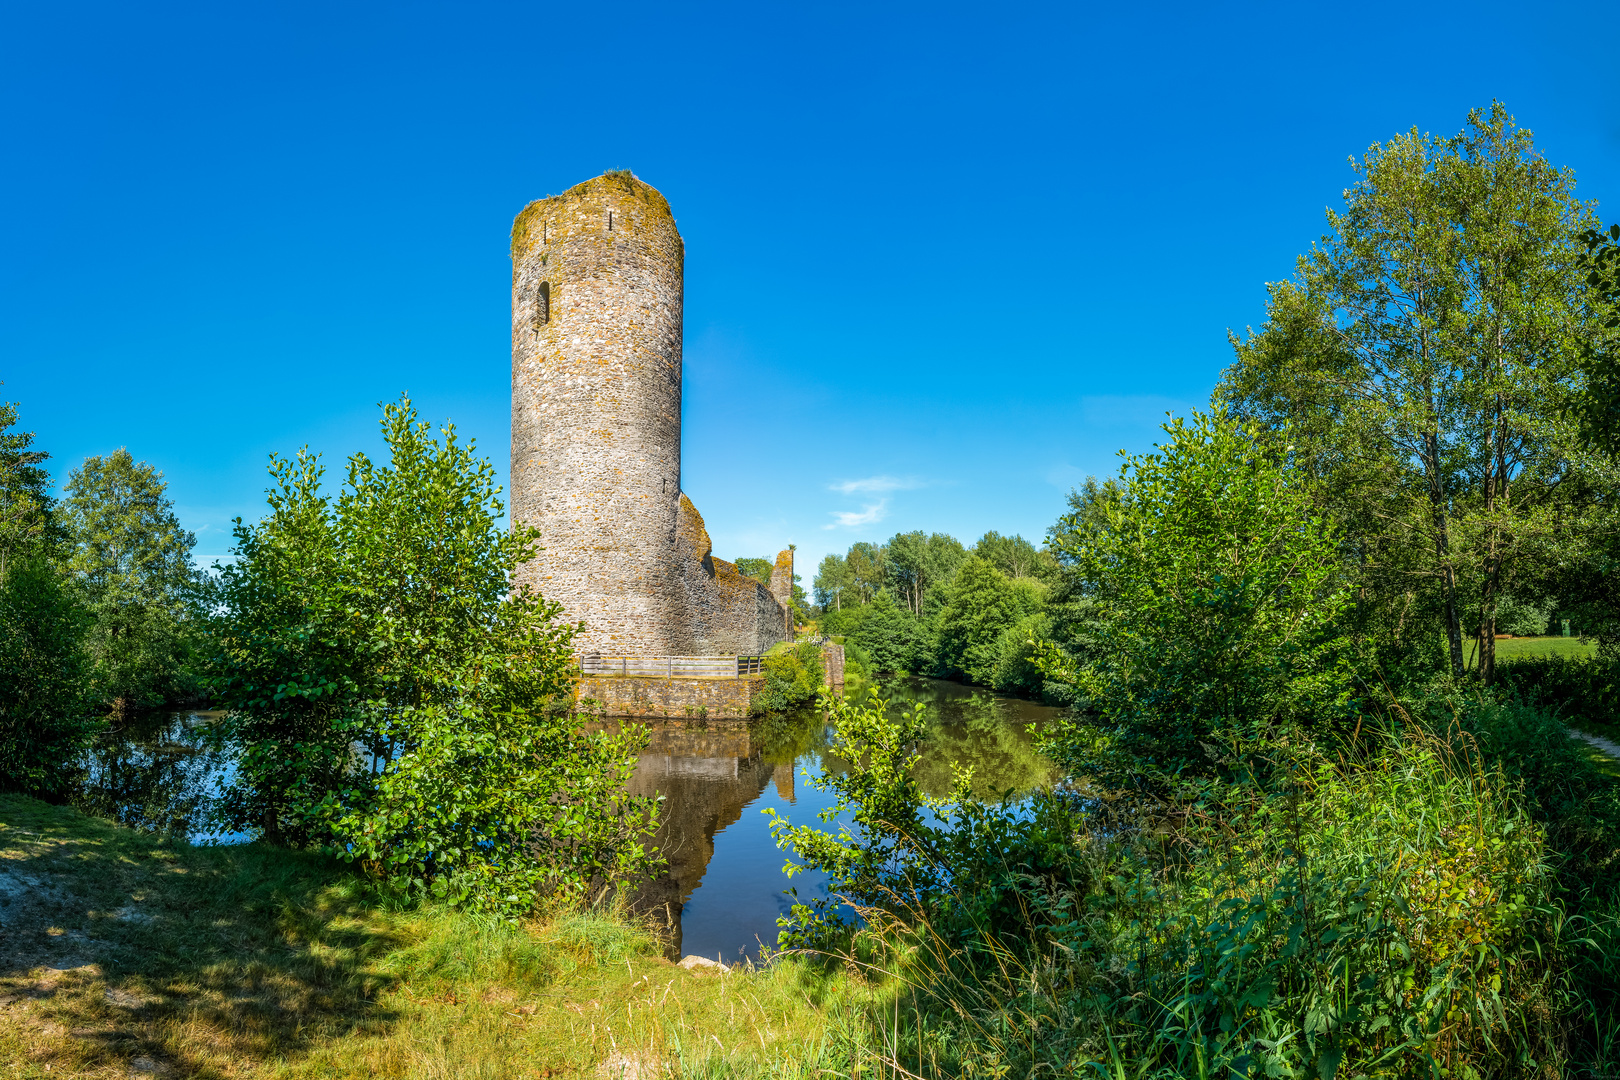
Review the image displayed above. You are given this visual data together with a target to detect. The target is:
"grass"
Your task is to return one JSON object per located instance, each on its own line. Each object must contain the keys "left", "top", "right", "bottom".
{"left": 1573, "top": 737, "right": 1620, "bottom": 779}
{"left": 0, "top": 795, "right": 879, "bottom": 1079}
{"left": 1472, "top": 633, "right": 1598, "bottom": 665}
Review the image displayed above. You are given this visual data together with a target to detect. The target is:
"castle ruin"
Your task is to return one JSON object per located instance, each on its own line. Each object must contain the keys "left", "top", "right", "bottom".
{"left": 509, "top": 172, "right": 794, "bottom": 662}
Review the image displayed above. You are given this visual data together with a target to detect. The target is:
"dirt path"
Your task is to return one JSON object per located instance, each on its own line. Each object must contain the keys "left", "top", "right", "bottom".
{"left": 1568, "top": 727, "right": 1620, "bottom": 761}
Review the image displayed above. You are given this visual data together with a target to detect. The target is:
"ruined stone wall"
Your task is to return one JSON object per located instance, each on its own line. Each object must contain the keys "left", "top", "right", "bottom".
{"left": 510, "top": 173, "right": 685, "bottom": 655}
{"left": 675, "top": 496, "right": 790, "bottom": 655}
{"left": 821, "top": 641, "right": 846, "bottom": 697}
{"left": 769, "top": 550, "right": 795, "bottom": 639}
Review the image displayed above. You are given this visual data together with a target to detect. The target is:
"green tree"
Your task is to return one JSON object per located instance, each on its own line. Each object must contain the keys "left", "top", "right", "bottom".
{"left": 989, "top": 610, "right": 1053, "bottom": 697}
{"left": 1220, "top": 103, "right": 1592, "bottom": 685}
{"left": 0, "top": 396, "right": 96, "bottom": 797}
{"left": 972, "top": 531, "right": 1054, "bottom": 581}
{"left": 850, "top": 589, "right": 928, "bottom": 673}
{"left": 734, "top": 557, "right": 773, "bottom": 585}
{"left": 1553, "top": 223, "right": 1620, "bottom": 650}
{"left": 0, "top": 393, "right": 59, "bottom": 572}
{"left": 885, "top": 531, "right": 966, "bottom": 615}
{"left": 934, "top": 555, "right": 1045, "bottom": 686}
{"left": 1039, "top": 410, "right": 1353, "bottom": 792}
{"left": 845, "top": 540, "right": 888, "bottom": 605}
{"left": 1575, "top": 222, "right": 1620, "bottom": 455}
{"left": 205, "top": 448, "right": 360, "bottom": 845}
{"left": 208, "top": 397, "right": 658, "bottom": 912}
{"left": 0, "top": 556, "right": 95, "bottom": 797}
{"left": 61, "top": 449, "right": 199, "bottom": 716}
{"left": 813, "top": 552, "right": 854, "bottom": 611}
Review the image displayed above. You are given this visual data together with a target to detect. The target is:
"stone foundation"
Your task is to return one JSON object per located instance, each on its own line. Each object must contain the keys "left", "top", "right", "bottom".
{"left": 576, "top": 674, "right": 765, "bottom": 719}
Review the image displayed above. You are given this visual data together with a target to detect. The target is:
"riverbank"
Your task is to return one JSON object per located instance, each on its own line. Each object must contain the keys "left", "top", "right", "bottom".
{"left": 0, "top": 795, "right": 876, "bottom": 1078}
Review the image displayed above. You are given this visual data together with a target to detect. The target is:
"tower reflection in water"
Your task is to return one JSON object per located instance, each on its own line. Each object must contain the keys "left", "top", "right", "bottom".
{"left": 612, "top": 710, "right": 842, "bottom": 965}
{"left": 603, "top": 679, "right": 1064, "bottom": 965}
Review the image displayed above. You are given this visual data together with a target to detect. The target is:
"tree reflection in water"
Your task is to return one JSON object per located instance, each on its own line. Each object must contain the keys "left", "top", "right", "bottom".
{"left": 74, "top": 712, "right": 243, "bottom": 843}
{"left": 614, "top": 676, "right": 1062, "bottom": 964}
{"left": 72, "top": 680, "right": 1061, "bottom": 964}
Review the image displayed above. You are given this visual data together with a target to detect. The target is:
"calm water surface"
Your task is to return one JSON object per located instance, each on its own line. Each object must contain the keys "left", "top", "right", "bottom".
{"left": 78, "top": 678, "right": 1061, "bottom": 963}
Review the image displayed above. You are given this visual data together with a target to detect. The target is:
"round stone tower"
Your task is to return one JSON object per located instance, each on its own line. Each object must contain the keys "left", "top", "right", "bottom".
{"left": 510, "top": 172, "right": 686, "bottom": 655}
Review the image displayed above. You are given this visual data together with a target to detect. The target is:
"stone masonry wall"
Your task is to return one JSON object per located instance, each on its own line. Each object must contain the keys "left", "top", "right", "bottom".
{"left": 511, "top": 172, "right": 792, "bottom": 657}
{"left": 676, "top": 495, "right": 789, "bottom": 655}
{"left": 575, "top": 674, "right": 763, "bottom": 720}
{"left": 768, "top": 550, "right": 795, "bottom": 640}
{"left": 510, "top": 174, "right": 686, "bottom": 655}
{"left": 821, "top": 641, "right": 846, "bottom": 697}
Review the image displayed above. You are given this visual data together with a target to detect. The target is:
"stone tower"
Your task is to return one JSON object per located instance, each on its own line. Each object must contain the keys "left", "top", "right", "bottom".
{"left": 510, "top": 171, "right": 792, "bottom": 656}
{"left": 510, "top": 172, "right": 685, "bottom": 654}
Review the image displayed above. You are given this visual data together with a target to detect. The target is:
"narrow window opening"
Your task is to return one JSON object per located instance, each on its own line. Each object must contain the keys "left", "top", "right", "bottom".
{"left": 533, "top": 282, "right": 550, "bottom": 329}
{"left": 607, "top": 210, "right": 614, "bottom": 231}
{"left": 542, "top": 221, "right": 547, "bottom": 243}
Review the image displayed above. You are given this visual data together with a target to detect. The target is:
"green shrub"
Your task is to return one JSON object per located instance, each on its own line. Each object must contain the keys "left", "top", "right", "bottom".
{"left": 752, "top": 642, "right": 824, "bottom": 715}
{"left": 1496, "top": 652, "right": 1620, "bottom": 732}
{"left": 989, "top": 611, "right": 1050, "bottom": 698}
{"left": 1038, "top": 410, "right": 1356, "bottom": 796}
{"left": 206, "top": 398, "right": 659, "bottom": 914}
{"left": 932, "top": 556, "right": 1044, "bottom": 686}
{"left": 847, "top": 590, "right": 928, "bottom": 673}
{"left": 818, "top": 605, "right": 864, "bottom": 639}
{"left": 775, "top": 692, "right": 1586, "bottom": 1078}
{"left": 1107, "top": 728, "right": 1570, "bottom": 1079}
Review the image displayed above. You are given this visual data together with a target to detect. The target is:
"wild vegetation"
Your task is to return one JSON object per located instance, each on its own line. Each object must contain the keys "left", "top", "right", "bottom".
{"left": 770, "top": 104, "right": 1620, "bottom": 1079}
{"left": 3, "top": 102, "right": 1620, "bottom": 1077}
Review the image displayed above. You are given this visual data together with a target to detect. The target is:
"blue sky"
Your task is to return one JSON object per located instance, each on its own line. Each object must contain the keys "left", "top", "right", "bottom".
{"left": 5, "top": 1, "right": 1620, "bottom": 579}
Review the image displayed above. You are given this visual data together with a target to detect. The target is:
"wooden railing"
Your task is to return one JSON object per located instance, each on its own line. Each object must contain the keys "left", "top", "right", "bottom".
{"left": 580, "top": 654, "right": 769, "bottom": 678}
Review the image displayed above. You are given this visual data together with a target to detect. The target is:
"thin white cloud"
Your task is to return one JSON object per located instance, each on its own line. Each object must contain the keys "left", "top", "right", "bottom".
{"left": 823, "top": 498, "right": 890, "bottom": 530}
{"left": 828, "top": 475, "right": 923, "bottom": 495}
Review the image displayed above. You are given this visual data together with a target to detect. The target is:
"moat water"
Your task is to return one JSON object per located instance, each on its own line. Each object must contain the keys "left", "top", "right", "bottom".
{"left": 76, "top": 678, "right": 1062, "bottom": 963}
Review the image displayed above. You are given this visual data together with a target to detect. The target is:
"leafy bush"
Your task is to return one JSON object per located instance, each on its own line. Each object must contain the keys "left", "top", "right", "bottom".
{"left": 751, "top": 641, "right": 824, "bottom": 715}
{"left": 1491, "top": 593, "right": 1556, "bottom": 637}
{"left": 818, "top": 604, "right": 864, "bottom": 639}
{"left": 775, "top": 691, "right": 1587, "bottom": 1079}
{"left": 768, "top": 688, "right": 1081, "bottom": 954}
{"left": 1108, "top": 729, "right": 1570, "bottom": 1079}
{"left": 207, "top": 397, "right": 659, "bottom": 914}
{"left": 1441, "top": 691, "right": 1620, "bottom": 1054}
{"left": 932, "top": 555, "right": 1044, "bottom": 686}
{"left": 1496, "top": 652, "right": 1620, "bottom": 731}
{"left": 1039, "top": 409, "right": 1355, "bottom": 794}
{"left": 848, "top": 590, "right": 929, "bottom": 673}
{"left": 989, "top": 611, "right": 1050, "bottom": 698}
{"left": 840, "top": 637, "right": 872, "bottom": 681}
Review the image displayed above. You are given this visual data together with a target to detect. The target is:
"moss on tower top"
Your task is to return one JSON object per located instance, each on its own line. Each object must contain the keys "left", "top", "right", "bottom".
{"left": 510, "top": 171, "right": 677, "bottom": 260}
